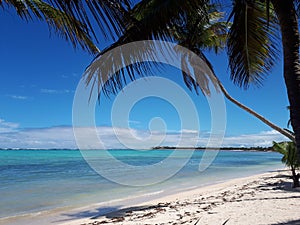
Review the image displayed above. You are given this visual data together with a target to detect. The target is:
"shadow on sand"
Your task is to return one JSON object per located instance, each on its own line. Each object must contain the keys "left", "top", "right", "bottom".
{"left": 269, "top": 219, "right": 300, "bottom": 225}
{"left": 54, "top": 170, "right": 300, "bottom": 224}
{"left": 54, "top": 203, "right": 170, "bottom": 223}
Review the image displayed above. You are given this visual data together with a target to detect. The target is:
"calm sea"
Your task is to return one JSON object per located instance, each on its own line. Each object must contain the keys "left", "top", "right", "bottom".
{"left": 0, "top": 149, "right": 282, "bottom": 224}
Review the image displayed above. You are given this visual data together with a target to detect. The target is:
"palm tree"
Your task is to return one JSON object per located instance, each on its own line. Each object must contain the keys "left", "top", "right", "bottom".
{"left": 227, "top": 0, "right": 300, "bottom": 161}
{"left": 130, "top": 0, "right": 300, "bottom": 157}
{"left": 5, "top": 1, "right": 297, "bottom": 147}
{"left": 142, "top": 0, "right": 300, "bottom": 158}
{"left": 168, "top": 5, "right": 295, "bottom": 141}
{"left": 84, "top": 2, "right": 295, "bottom": 141}
{"left": 273, "top": 141, "right": 300, "bottom": 187}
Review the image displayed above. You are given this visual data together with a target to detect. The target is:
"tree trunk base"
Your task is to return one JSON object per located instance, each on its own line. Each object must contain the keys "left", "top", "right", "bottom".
{"left": 292, "top": 172, "right": 300, "bottom": 188}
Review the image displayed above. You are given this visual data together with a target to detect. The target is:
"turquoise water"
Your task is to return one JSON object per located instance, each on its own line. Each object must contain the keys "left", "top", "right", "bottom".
{"left": 0, "top": 149, "right": 282, "bottom": 221}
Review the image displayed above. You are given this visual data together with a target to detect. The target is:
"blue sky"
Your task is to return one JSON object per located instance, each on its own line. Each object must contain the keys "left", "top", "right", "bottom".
{"left": 0, "top": 7, "right": 291, "bottom": 148}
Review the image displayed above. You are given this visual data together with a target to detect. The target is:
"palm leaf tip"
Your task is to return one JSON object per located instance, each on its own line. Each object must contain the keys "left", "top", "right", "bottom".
{"left": 48, "top": 0, "right": 133, "bottom": 41}
{"left": 2, "top": 0, "right": 100, "bottom": 54}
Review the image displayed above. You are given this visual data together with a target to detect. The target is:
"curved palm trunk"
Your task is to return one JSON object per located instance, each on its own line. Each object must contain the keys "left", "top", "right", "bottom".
{"left": 213, "top": 76, "right": 295, "bottom": 142}
{"left": 272, "top": 0, "right": 300, "bottom": 164}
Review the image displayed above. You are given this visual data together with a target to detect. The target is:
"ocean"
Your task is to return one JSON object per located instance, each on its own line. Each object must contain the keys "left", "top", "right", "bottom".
{"left": 0, "top": 149, "right": 283, "bottom": 224}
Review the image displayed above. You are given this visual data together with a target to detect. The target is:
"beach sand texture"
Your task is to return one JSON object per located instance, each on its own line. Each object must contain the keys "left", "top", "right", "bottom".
{"left": 66, "top": 169, "right": 300, "bottom": 225}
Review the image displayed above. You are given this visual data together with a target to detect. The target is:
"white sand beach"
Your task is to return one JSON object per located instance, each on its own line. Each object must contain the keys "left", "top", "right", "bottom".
{"left": 63, "top": 169, "right": 300, "bottom": 225}
{"left": 3, "top": 168, "right": 299, "bottom": 225}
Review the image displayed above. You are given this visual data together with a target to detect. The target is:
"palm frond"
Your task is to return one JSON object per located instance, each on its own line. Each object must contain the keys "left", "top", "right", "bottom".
{"left": 2, "top": 0, "right": 99, "bottom": 54}
{"left": 227, "top": 0, "right": 280, "bottom": 88}
{"left": 131, "top": 0, "right": 210, "bottom": 40}
{"left": 100, "top": 0, "right": 212, "bottom": 46}
{"left": 84, "top": 3, "right": 227, "bottom": 99}
{"left": 84, "top": 0, "right": 215, "bottom": 98}
{"left": 273, "top": 141, "right": 288, "bottom": 162}
{"left": 294, "top": 1, "right": 300, "bottom": 18}
{"left": 47, "top": 0, "right": 132, "bottom": 41}
{"left": 85, "top": 40, "right": 165, "bottom": 98}
{"left": 85, "top": 39, "right": 220, "bottom": 100}
{"left": 178, "top": 48, "right": 220, "bottom": 96}
{"left": 167, "top": 6, "right": 228, "bottom": 95}
{"left": 200, "top": 21, "right": 228, "bottom": 53}
{"left": 273, "top": 141, "right": 300, "bottom": 168}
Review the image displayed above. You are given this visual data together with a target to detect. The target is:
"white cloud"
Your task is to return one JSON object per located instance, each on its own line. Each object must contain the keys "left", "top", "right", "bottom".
{"left": 221, "top": 130, "right": 289, "bottom": 147}
{"left": 6, "top": 95, "right": 28, "bottom": 100}
{"left": 180, "top": 129, "right": 199, "bottom": 134}
{"left": 62, "top": 73, "right": 79, "bottom": 78}
{"left": 0, "top": 126, "right": 77, "bottom": 149}
{"left": 0, "top": 119, "right": 19, "bottom": 133}
{"left": 128, "top": 120, "right": 141, "bottom": 125}
{"left": 0, "top": 120, "right": 291, "bottom": 149}
{"left": 40, "top": 89, "right": 73, "bottom": 94}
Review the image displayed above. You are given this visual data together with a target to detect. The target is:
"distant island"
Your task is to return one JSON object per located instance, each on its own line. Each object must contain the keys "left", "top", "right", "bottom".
{"left": 152, "top": 146, "right": 274, "bottom": 151}
{"left": 0, "top": 146, "right": 274, "bottom": 151}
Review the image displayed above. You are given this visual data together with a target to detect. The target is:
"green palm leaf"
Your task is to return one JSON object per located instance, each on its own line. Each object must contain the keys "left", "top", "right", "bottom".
{"left": 47, "top": 0, "right": 132, "bottom": 41}
{"left": 273, "top": 141, "right": 299, "bottom": 168}
{"left": 84, "top": 2, "right": 224, "bottom": 98}
{"left": 170, "top": 6, "right": 229, "bottom": 95}
{"left": 227, "top": 0, "right": 280, "bottom": 88}
{"left": 131, "top": 0, "right": 209, "bottom": 40}
{"left": 85, "top": 0, "right": 213, "bottom": 95}
{"left": 2, "top": 0, "right": 99, "bottom": 54}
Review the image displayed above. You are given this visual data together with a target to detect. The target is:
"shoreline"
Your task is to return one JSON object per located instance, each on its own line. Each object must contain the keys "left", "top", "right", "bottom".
{"left": 0, "top": 147, "right": 274, "bottom": 151}
{"left": 1, "top": 150, "right": 283, "bottom": 225}
{"left": 62, "top": 168, "right": 300, "bottom": 225}
{"left": 3, "top": 168, "right": 299, "bottom": 225}
{"left": 152, "top": 146, "right": 274, "bottom": 152}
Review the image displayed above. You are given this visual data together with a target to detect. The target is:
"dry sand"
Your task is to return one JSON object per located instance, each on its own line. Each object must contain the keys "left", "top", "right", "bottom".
{"left": 65, "top": 169, "right": 300, "bottom": 225}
